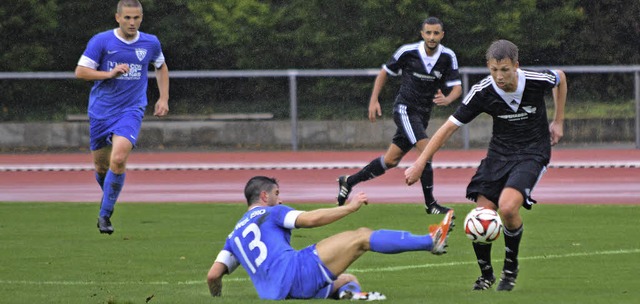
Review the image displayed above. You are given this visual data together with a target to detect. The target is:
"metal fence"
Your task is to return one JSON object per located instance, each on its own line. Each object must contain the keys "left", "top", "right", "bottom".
{"left": 2, "top": 65, "right": 639, "bottom": 150}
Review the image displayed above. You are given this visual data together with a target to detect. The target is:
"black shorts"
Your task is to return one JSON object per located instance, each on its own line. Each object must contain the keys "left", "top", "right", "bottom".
{"left": 392, "top": 103, "right": 431, "bottom": 152}
{"left": 466, "top": 158, "right": 547, "bottom": 209}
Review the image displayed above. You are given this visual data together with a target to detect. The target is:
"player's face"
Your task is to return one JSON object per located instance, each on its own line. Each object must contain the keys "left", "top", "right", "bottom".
{"left": 115, "top": 7, "right": 143, "bottom": 39}
{"left": 487, "top": 58, "right": 519, "bottom": 92}
{"left": 265, "top": 187, "right": 282, "bottom": 206}
{"left": 420, "top": 24, "right": 444, "bottom": 52}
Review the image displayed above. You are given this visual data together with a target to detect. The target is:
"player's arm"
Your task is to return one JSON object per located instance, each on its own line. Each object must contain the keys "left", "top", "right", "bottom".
{"left": 295, "top": 192, "right": 368, "bottom": 228}
{"left": 207, "top": 250, "right": 240, "bottom": 297}
{"left": 549, "top": 69, "right": 567, "bottom": 146}
{"left": 405, "top": 119, "right": 459, "bottom": 185}
{"left": 207, "top": 262, "right": 226, "bottom": 297}
{"left": 153, "top": 63, "right": 170, "bottom": 117}
{"left": 74, "top": 64, "right": 129, "bottom": 81}
{"left": 433, "top": 85, "right": 462, "bottom": 106}
{"left": 368, "top": 69, "right": 388, "bottom": 122}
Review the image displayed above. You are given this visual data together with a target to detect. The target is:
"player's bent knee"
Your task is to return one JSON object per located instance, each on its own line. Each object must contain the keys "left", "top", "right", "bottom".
{"left": 354, "top": 227, "right": 374, "bottom": 237}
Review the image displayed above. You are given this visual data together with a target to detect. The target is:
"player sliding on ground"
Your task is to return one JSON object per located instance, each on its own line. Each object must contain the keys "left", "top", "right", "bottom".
{"left": 207, "top": 176, "right": 454, "bottom": 300}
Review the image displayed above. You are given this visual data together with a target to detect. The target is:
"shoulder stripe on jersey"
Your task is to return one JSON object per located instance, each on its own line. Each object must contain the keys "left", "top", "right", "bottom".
{"left": 441, "top": 46, "right": 459, "bottom": 70}
{"left": 392, "top": 42, "right": 421, "bottom": 60}
{"left": 522, "top": 70, "right": 556, "bottom": 84}
{"left": 462, "top": 76, "right": 492, "bottom": 105}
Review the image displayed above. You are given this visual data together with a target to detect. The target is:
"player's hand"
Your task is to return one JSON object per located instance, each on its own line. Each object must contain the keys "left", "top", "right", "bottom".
{"left": 368, "top": 100, "right": 382, "bottom": 123}
{"left": 404, "top": 164, "right": 423, "bottom": 186}
{"left": 549, "top": 121, "right": 564, "bottom": 146}
{"left": 109, "top": 63, "right": 129, "bottom": 79}
{"left": 346, "top": 191, "right": 368, "bottom": 211}
{"left": 154, "top": 99, "right": 169, "bottom": 117}
{"left": 432, "top": 89, "right": 450, "bottom": 106}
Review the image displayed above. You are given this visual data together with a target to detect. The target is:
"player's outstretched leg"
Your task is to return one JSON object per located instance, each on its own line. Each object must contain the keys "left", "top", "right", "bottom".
{"left": 429, "top": 210, "right": 455, "bottom": 254}
{"left": 337, "top": 157, "right": 387, "bottom": 205}
{"left": 425, "top": 200, "right": 454, "bottom": 216}
{"left": 336, "top": 175, "right": 352, "bottom": 206}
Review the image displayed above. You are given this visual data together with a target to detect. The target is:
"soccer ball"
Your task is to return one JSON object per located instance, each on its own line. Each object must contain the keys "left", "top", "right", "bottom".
{"left": 464, "top": 207, "right": 503, "bottom": 243}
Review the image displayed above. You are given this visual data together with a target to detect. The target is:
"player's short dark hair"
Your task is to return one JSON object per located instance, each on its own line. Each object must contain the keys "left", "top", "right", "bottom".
{"left": 421, "top": 17, "right": 444, "bottom": 31}
{"left": 244, "top": 176, "right": 279, "bottom": 206}
{"left": 117, "top": 0, "right": 143, "bottom": 14}
{"left": 486, "top": 39, "right": 519, "bottom": 62}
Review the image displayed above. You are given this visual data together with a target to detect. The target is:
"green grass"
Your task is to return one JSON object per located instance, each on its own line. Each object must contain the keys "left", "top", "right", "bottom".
{"left": 1, "top": 202, "right": 639, "bottom": 304}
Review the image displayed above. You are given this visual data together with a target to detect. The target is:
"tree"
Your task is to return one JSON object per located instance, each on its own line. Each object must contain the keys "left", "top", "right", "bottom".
{"left": 0, "top": 0, "right": 58, "bottom": 71}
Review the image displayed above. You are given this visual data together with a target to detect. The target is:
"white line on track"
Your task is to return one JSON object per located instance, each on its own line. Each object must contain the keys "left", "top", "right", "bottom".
{"left": 1, "top": 161, "right": 639, "bottom": 172}
{"left": 1, "top": 248, "right": 637, "bottom": 286}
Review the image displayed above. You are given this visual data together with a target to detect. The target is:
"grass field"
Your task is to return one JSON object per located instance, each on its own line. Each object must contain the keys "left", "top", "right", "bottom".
{"left": 1, "top": 202, "right": 639, "bottom": 304}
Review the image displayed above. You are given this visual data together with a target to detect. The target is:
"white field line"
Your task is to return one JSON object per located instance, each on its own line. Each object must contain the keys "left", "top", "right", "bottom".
{"left": 1, "top": 161, "right": 639, "bottom": 172}
{"left": 1, "top": 248, "right": 638, "bottom": 286}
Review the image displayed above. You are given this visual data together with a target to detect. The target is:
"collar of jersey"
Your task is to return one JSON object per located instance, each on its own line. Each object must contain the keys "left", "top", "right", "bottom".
{"left": 113, "top": 28, "right": 140, "bottom": 44}
{"left": 492, "top": 68, "right": 526, "bottom": 112}
{"left": 418, "top": 42, "right": 442, "bottom": 74}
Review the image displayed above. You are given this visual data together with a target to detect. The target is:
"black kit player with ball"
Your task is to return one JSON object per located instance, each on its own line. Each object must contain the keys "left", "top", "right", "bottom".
{"left": 405, "top": 39, "right": 567, "bottom": 291}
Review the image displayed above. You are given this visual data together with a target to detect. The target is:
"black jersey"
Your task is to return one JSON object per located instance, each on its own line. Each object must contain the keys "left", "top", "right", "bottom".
{"left": 451, "top": 69, "right": 560, "bottom": 162}
{"left": 384, "top": 42, "right": 461, "bottom": 113}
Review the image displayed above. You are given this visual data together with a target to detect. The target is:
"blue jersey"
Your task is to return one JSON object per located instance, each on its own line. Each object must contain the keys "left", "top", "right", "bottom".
{"left": 221, "top": 205, "right": 303, "bottom": 300}
{"left": 78, "top": 29, "right": 165, "bottom": 119}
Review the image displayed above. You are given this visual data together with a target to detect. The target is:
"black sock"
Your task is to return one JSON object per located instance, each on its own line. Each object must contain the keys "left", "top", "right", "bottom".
{"left": 420, "top": 162, "right": 435, "bottom": 205}
{"left": 503, "top": 224, "right": 523, "bottom": 273}
{"left": 347, "top": 156, "right": 386, "bottom": 186}
{"left": 473, "top": 242, "right": 494, "bottom": 278}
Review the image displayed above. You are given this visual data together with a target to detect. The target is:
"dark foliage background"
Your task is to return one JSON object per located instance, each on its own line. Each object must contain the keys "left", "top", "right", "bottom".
{"left": 1, "top": 0, "right": 638, "bottom": 121}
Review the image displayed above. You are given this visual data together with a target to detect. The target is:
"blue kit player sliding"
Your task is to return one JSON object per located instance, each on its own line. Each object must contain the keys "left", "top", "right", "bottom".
{"left": 207, "top": 176, "right": 454, "bottom": 300}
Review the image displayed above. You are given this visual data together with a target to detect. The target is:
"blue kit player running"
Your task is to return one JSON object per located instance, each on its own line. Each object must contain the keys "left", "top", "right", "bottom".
{"left": 75, "top": 0, "right": 170, "bottom": 234}
{"left": 207, "top": 176, "right": 454, "bottom": 300}
{"left": 405, "top": 39, "right": 567, "bottom": 291}
{"left": 336, "top": 17, "right": 462, "bottom": 215}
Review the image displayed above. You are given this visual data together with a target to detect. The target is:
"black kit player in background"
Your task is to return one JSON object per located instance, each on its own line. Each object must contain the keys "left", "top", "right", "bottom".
{"left": 336, "top": 17, "right": 462, "bottom": 215}
{"left": 405, "top": 39, "right": 568, "bottom": 291}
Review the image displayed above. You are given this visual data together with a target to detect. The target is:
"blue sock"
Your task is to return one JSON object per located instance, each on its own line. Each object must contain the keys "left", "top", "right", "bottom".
{"left": 369, "top": 230, "right": 433, "bottom": 253}
{"left": 99, "top": 170, "right": 125, "bottom": 218}
{"left": 95, "top": 172, "right": 105, "bottom": 190}
{"left": 338, "top": 281, "right": 361, "bottom": 295}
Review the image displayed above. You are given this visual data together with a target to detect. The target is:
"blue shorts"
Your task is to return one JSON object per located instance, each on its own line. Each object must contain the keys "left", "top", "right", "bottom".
{"left": 89, "top": 110, "right": 143, "bottom": 151}
{"left": 287, "top": 245, "right": 337, "bottom": 299}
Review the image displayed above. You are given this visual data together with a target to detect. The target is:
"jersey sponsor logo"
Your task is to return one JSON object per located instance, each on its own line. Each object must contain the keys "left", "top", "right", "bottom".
{"left": 522, "top": 106, "right": 536, "bottom": 114}
{"left": 234, "top": 217, "right": 250, "bottom": 231}
{"left": 135, "top": 48, "right": 147, "bottom": 61}
{"left": 412, "top": 72, "right": 437, "bottom": 81}
{"left": 497, "top": 112, "right": 529, "bottom": 121}
{"left": 108, "top": 61, "right": 143, "bottom": 80}
{"left": 249, "top": 208, "right": 266, "bottom": 219}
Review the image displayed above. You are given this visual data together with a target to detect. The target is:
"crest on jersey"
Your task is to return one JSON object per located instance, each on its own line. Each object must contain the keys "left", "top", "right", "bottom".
{"left": 135, "top": 48, "right": 147, "bottom": 61}
{"left": 522, "top": 106, "right": 537, "bottom": 114}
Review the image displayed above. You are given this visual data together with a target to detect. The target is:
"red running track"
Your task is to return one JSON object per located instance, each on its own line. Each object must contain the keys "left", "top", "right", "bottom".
{"left": 1, "top": 148, "right": 639, "bottom": 205}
